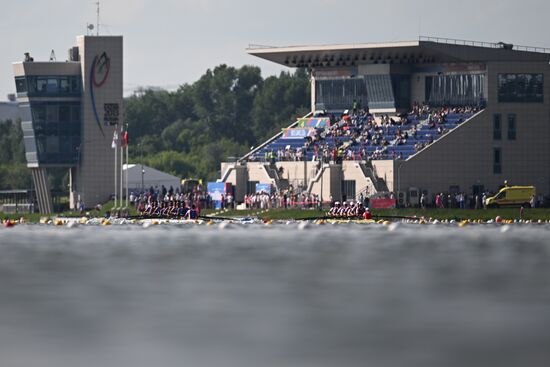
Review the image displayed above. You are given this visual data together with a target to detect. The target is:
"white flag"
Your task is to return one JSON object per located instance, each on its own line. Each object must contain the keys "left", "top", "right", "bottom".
{"left": 111, "top": 130, "right": 118, "bottom": 149}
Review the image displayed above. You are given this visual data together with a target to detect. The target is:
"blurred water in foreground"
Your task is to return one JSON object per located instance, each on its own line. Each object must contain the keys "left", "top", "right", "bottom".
{"left": 0, "top": 223, "right": 549, "bottom": 367}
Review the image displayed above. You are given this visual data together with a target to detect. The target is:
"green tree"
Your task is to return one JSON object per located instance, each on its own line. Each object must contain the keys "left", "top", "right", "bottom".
{"left": 125, "top": 65, "right": 310, "bottom": 182}
{"left": 250, "top": 69, "right": 310, "bottom": 141}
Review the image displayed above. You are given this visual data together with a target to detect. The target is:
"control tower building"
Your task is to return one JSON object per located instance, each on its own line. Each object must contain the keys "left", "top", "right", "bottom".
{"left": 12, "top": 36, "right": 123, "bottom": 213}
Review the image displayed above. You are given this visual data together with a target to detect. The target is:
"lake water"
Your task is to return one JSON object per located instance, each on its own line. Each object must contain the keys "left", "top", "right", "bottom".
{"left": 1, "top": 222, "right": 549, "bottom": 367}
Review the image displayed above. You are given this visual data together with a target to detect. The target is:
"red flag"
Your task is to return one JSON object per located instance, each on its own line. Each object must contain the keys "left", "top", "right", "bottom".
{"left": 121, "top": 130, "right": 129, "bottom": 147}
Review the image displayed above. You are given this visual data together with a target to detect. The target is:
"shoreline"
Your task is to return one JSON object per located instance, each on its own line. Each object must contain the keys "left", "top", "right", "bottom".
{"left": 2, "top": 207, "right": 550, "bottom": 225}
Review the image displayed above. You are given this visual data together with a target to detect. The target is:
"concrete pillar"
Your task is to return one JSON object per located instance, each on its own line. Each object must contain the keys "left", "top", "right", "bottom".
{"left": 329, "top": 164, "right": 343, "bottom": 202}
{"left": 31, "top": 168, "right": 53, "bottom": 214}
{"left": 235, "top": 164, "right": 248, "bottom": 203}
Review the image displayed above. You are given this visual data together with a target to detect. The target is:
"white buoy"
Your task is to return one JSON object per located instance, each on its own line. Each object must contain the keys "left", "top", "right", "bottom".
{"left": 219, "top": 222, "right": 231, "bottom": 230}
{"left": 298, "top": 222, "right": 309, "bottom": 230}
{"left": 500, "top": 225, "right": 511, "bottom": 233}
{"left": 388, "top": 222, "right": 399, "bottom": 232}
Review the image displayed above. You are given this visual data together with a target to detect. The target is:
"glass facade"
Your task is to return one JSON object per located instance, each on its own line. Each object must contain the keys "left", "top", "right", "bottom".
{"left": 425, "top": 74, "right": 485, "bottom": 106}
{"left": 364, "top": 75, "right": 395, "bottom": 110}
{"left": 15, "top": 75, "right": 81, "bottom": 97}
{"left": 14, "top": 73, "right": 82, "bottom": 166}
{"left": 316, "top": 78, "right": 367, "bottom": 111}
{"left": 315, "top": 75, "right": 410, "bottom": 111}
{"left": 15, "top": 77, "right": 27, "bottom": 94}
{"left": 498, "top": 74, "right": 543, "bottom": 103}
{"left": 30, "top": 101, "right": 81, "bottom": 165}
{"left": 341, "top": 180, "right": 356, "bottom": 201}
{"left": 391, "top": 75, "right": 411, "bottom": 109}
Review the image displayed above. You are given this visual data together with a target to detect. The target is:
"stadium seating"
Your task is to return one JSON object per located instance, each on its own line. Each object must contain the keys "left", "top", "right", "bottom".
{"left": 251, "top": 108, "right": 478, "bottom": 162}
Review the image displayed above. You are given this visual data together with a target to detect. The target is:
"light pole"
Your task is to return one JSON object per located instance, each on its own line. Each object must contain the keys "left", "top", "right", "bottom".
{"left": 140, "top": 143, "right": 145, "bottom": 193}
{"left": 303, "top": 139, "right": 308, "bottom": 194}
{"left": 320, "top": 163, "right": 324, "bottom": 210}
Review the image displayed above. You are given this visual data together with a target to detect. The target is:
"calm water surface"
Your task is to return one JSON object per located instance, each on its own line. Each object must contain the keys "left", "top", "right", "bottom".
{"left": 0, "top": 223, "right": 549, "bottom": 367}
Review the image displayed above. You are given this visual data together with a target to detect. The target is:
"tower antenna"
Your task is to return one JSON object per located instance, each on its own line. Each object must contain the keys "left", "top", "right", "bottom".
{"left": 95, "top": 1, "right": 100, "bottom": 36}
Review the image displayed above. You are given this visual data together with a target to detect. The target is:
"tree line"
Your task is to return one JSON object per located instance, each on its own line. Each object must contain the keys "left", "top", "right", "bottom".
{"left": 0, "top": 65, "right": 310, "bottom": 190}
{"left": 126, "top": 65, "right": 310, "bottom": 181}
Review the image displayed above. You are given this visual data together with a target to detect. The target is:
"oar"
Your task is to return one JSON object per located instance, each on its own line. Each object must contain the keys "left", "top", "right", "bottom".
{"left": 198, "top": 215, "right": 253, "bottom": 221}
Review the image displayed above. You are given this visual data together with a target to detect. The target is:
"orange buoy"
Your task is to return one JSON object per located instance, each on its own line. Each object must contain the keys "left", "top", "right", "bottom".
{"left": 4, "top": 220, "right": 15, "bottom": 228}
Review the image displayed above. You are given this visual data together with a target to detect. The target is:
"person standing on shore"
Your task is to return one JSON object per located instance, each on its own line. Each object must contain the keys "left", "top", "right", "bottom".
{"left": 520, "top": 206, "right": 525, "bottom": 219}
{"left": 420, "top": 193, "right": 426, "bottom": 209}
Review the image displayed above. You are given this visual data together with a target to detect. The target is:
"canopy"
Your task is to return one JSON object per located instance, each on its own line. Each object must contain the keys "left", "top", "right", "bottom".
{"left": 123, "top": 164, "right": 181, "bottom": 193}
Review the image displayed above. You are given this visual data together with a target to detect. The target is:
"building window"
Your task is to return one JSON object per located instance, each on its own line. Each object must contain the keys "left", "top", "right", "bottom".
{"left": 341, "top": 180, "right": 356, "bottom": 202}
{"left": 507, "top": 114, "right": 516, "bottom": 140}
{"left": 15, "top": 77, "right": 27, "bottom": 94}
{"left": 316, "top": 78, "right": 367, "bottom": 111}
{"left": 498, "top": 74, "right": 543, "bottom": 103}
{"left": 246, "top": 181, "right": 258, "bottom": 195}
{"left": 493, "top": 148, "right": 502, "bottom": 174}
{"left": 29, "top": 101, "right": 81, "bottom": 165}
{"left": 425, "top": 73, "right": 485, "bottom": 107}
{"left": 25, "top": 75, "right": 81, "bottom": 96}
{"left": 493, "top": 114, "right": 501, "bottom": 140}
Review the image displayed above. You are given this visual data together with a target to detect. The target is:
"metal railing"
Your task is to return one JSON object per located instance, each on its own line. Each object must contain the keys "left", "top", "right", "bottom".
{"left": 419, "top": 35, "right": 550, "bottom": 54}
{"left": 247, "top": 44, "right": 278, "bottom": 50}
{"left": 239, "top": 111, "right": 313, "bottom": 162}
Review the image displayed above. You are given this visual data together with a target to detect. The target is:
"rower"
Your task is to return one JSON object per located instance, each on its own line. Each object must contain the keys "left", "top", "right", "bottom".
{"left": 362, "top": 207, "right": 372, "bottom": 220}
{"left": 357, "top": 203, "right": 365, "bottom": 217}
{"left": 346, "top": 201, "right": 355, "bottom": 217}
{"left": 338, "top": 202, "right": 347, "bottom": 217}
{"left": 179, "top": 203, "right": 189, "bottom": 218}
{"left": 186, "top": 204, "right": 198, "bottom": 220}
{"left": 329, "top": 201, "right": 340, "bottom": 216}
{"left": 169, "top": 202, "right": 179, "bottom": 217}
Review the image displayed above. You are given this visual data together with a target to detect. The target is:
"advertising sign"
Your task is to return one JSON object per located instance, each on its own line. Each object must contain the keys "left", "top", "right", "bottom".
{"left": 255, "top": 183, "right": 272, "bottom": 194}
{"left": 370, "top": 198, "right": 396, "bottom": 209}
{"left": 297, "top": 118, "right": 331, "bottom": 128}
{"left": 207, "top": 182, "right": 226, "bottom": 209}
{"left": 281, "top": 128, "right": 316, "bottom": 139}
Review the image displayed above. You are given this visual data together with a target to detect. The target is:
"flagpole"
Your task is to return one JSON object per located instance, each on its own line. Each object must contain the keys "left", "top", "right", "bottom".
{"left": 125, "top": 141, "right": 129, "bottom": 207}
{"left": 120, "top": 131, "right": 124, "bottom": 208}
{"left": 114, "top": 127, "right": 118, "bottom": 209}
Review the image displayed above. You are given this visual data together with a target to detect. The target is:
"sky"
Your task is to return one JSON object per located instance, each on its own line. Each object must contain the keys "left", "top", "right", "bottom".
{"left": 1, "top": 0, "right": 549, "bottom": 99}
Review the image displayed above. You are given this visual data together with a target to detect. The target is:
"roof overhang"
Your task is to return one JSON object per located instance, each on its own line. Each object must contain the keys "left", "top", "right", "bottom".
{"left": 12, "top": 61, "right": 81, "bottom": 77}
{"left": 247, "top": 40, "right": 550, "bottom": 69}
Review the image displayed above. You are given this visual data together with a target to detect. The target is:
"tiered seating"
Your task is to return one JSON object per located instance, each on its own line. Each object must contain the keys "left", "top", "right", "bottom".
{"left": 251, "top": 109, "right": 478, "bottom": 162}
{"left": 383, "top": 112, "right": 474, "bottom": 159}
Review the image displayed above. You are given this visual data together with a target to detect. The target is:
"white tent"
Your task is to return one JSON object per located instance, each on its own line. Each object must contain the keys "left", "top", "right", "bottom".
{"left": 123, "top": 164, "right": 181, "bottom": 193}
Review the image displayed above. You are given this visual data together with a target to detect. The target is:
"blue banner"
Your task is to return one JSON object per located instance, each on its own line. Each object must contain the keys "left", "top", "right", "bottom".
{"left": 281, "top": 128, "right": 315, "bottom": 139}
{"left": 207, "top": 182, "right": 226, "bottom": 209}
{"left": 255, "top": 183, "right": 272, "bottom": 194}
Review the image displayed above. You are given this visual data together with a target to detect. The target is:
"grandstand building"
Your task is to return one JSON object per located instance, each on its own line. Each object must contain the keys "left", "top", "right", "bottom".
{"left": 12, "top": 36, "right": 123, "bottom": 213}
{"left": 219, "top": 37, "right": 550, "bottom": 206}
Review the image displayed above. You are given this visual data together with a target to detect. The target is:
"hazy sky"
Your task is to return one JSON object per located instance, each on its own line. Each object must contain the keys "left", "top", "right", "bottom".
{"left": 1, "top": 0, "right": 549, "bottom": 99}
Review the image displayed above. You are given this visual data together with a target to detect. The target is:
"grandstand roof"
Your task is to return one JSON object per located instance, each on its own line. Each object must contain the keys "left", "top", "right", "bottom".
{"left": 247, "top": 36, "right": 550, "bottom": 68}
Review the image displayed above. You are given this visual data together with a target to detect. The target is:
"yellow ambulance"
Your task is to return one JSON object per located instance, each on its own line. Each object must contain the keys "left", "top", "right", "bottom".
{"left": 485, "top": 186, "right": 535, "bottom": 208}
